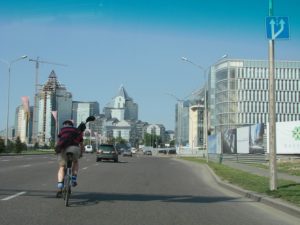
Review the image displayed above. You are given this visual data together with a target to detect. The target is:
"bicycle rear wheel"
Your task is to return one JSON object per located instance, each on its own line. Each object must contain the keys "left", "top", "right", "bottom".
{"left": 63, "top": 169, "right": 72, "bottom": 206}
{"left": 64, "top": 184, "right": 71, "bottom": 207}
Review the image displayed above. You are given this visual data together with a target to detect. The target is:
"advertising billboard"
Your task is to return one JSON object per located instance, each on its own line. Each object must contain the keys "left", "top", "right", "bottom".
{"left": 267, "top": 121, "right": 300, "bottom": 154}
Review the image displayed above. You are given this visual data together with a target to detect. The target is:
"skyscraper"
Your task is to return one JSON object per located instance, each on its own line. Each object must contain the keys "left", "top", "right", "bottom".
{"left": 35, "top": 70, "right": 72, "bottom": 145}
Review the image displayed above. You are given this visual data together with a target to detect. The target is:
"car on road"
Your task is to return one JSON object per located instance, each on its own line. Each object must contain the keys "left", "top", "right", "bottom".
{"left": 122, "top": 149, "right": 132, "bottom": 157}
{"left": 168, "top": 149, "right": 177, "bottom": 154}
{"left": 144, "top": 150, "right": 152, "bottom": 155}
{"left": 96, "top": 144, "right": 118, "bottom": 162}
{"left": 85, "top": 145, "right": 93, "bottom": 153}
{"left": 131, "top": 147, "right": 137, "bottom": 154}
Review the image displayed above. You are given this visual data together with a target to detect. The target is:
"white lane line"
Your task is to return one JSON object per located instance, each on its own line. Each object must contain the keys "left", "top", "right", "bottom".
{"left": 1, "top": 191, "right": 27, "bottom": 201}
{"left": 82, "top": 167, "right": 88, "bottom": 170}
{"left": 21, "top": 164, "right": 31, "bottom": 168}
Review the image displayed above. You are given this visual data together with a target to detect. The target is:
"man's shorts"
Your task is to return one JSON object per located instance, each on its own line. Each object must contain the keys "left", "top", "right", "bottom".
{"left": 58, "top": 146, "right": 81, "bottom": 167}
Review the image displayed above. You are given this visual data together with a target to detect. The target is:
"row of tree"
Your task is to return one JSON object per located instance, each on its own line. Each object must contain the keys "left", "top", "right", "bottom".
{"left": 0, "top": 137, "right": 28, "bottom": 153}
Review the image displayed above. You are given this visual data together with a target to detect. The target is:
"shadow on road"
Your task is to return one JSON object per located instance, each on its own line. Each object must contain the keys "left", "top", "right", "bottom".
{"left": 0, "top": 188, "right": 242, "bottom": 207}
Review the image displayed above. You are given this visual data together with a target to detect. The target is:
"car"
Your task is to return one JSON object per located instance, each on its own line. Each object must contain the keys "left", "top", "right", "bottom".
{"left": 85, "top": 145, "right": 93, "bottom": 153}
{"left": 168, "top": 149, "right": 177, "bottom": 154}
{"left": 131, "top": 147, "right": 137, "bottom": 154}
{"left": 144, "top": 150, "right": 152, "bottom": 155}
{"left": 158, "top": 150, "right": 167, "bottom": 154}
{"left": 96, "top": 144, "right": 118, "bottom": 162}
{"left": 122, "top": 149, "right": 132, "bottom": 157}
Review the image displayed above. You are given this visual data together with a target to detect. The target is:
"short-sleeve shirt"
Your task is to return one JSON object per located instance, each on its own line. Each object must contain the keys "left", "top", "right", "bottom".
{"left": 57, "top": 126, "right": 83, "bottom": 149}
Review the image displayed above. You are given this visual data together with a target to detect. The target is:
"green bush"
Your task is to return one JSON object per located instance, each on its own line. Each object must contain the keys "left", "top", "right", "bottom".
{"left": 0, "top": 137, "right": 5, "bottom": 153}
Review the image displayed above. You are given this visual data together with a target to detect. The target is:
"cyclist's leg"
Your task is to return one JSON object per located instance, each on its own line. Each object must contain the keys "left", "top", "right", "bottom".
{"left": 56, "top": 153, "right": 66, "bottom": 197}
{"left": 65, "top": 146, "right": 80, "bottom": 187}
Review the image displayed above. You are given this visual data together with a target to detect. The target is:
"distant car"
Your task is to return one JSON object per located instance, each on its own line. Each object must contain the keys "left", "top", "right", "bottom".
{"left": 96, "top": 144, "right": 118, "bottom": 162}
{"left": 85, "top": 145, "right": 93, "bottom": 153}
{"left": 144, "top": 150, "right": 152, "bottom": 155}
{"left": 123, "top": 149, "right": 132, "bottom": 157}
{"left": 168, "top": 149, "right": 177, "bottom": 154}
{"left": 158, "top": 150, "right": 167, "bottom": 154}
{"left": 131, "top": 148, "right": 137, "bottom": 154}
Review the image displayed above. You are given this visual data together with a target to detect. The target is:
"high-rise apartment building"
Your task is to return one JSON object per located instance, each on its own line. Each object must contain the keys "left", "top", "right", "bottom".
{"left": 72, "top": 101, "right": 100, "bottom": 127}
{"left": 35, "top": 70, "right": 72, "bottom": 145}
{"left": 15, "top": 105, "right": 28, "bottom": 143}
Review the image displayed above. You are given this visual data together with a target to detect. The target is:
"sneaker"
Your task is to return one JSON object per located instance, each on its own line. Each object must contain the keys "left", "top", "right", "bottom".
{"left": 72, "top": 176, "right": 77, "bottom": 187}
{"left": 57, "top": 182, "right": 64, "bottom": 189}
{"left": 56, "top": 190, "right": 62, "bottom": 198}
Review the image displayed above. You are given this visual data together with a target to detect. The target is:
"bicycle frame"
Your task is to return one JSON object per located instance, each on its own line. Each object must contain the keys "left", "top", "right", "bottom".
{"left": 63, "top": 153, "right": 73, "bottom": 207}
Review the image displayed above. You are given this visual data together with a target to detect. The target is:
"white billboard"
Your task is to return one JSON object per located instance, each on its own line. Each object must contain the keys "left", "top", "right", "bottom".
{"left": 267, "top": 121, "right": 300, "bottom": 154}
{"left": 237, "top": 126, "right": 249, "bottom": 154}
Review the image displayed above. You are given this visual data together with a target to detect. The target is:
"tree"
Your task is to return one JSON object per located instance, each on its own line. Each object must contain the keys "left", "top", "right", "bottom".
{"left": 144, "top": 133, "right": 161, "bottom": 147}
{"left": 0, "top": 137, "right": 5, "bottom": 153}
{"left": 6, "top": 140, "right": 15, "bottom": 153}
{"left": 34, "top": 142, "right": 39, "bottom": 150}
{"left": 15, "top": 137, "right": 23, "bottom": 153}
{"left": 170, "top": 140, "right": 175, "bottom": 147}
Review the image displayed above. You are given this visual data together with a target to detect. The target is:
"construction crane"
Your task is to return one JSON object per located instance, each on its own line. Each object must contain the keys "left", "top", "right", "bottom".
{"left": 29, "top": 57, "right": 67, "bottom": 94}
{"left": 29, "top": 57, "right": 67, "bottom": 143}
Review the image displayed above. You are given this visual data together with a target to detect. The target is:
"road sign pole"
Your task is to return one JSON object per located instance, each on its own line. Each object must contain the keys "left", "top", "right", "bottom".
{"left": 268, "top": 0, "right": 277, "bottom": 191}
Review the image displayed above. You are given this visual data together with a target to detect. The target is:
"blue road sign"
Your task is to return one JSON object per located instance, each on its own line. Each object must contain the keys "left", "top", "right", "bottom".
{"left": 266, "top": 17, "right": 289, "bottom": 40}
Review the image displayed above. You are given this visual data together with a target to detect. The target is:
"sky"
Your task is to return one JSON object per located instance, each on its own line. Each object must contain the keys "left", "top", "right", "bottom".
{"left": 0, "top": 0, "right": 299, "bottom": 131}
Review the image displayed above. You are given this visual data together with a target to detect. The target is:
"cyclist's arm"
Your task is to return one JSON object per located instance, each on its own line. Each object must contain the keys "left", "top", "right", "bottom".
{"left": 79, "top": 142, "right": 84, "bottom": 157}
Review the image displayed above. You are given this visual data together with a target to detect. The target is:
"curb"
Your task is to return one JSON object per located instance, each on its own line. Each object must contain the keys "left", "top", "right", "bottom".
{"left": 204, "top": 164, "right": 300, "bottom": 219}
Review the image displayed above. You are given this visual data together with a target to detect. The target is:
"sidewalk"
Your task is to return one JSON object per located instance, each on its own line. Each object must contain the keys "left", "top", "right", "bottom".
{"left": 222, "top": 161, "right": 300, "bottom": 183}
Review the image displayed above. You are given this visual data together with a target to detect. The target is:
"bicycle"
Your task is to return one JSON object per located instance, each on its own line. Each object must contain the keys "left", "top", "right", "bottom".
{"left": 62, "top": 152, "right": 73, "bottom": 207}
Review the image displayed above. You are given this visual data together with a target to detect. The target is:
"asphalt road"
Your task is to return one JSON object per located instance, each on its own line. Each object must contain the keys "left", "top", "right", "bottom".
{"left": 0, "top": 153, "right": 299, "bottom": 225}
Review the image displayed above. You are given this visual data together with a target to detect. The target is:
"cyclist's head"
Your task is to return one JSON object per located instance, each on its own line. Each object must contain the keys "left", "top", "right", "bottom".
{"left": 62, "top": 120, "right": 74, "bottom": 127}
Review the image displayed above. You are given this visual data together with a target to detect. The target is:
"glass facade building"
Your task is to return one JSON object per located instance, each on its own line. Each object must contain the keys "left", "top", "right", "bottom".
{"left": 211, "top": 59, "right": 300, "bottom": 133}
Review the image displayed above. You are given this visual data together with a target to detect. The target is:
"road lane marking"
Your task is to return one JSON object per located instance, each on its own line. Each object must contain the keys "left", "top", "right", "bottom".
{"left": 82, "top": 167, "right": 88, "bottom": 170}
{"left": 21, "top": 164, "right": 31, "bottom": 168}
{"left": 1, "top": 191, "right": 27, "bottom": 201}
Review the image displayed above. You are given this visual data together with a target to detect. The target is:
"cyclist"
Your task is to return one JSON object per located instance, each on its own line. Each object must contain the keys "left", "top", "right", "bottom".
{"left": 55, "top": 120, "right": 84, "bottom": 198}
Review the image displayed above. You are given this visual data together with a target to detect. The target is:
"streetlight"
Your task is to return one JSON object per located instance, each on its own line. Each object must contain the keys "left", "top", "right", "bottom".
{"left": 181, "top": 56, "right": 209, "bottom": 162}
{"left": 0, "top": 55, "right": 28, "bottom": 146}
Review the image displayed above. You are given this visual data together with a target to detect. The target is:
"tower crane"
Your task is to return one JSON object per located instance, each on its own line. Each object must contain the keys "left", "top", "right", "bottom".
{"left": 29, "top": 57, "right": 67, "bottom": 143}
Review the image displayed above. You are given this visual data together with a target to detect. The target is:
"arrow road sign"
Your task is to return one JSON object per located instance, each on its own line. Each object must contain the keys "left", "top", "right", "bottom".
{"left": 266, "top": 17, "right": 289, "bottom": 40}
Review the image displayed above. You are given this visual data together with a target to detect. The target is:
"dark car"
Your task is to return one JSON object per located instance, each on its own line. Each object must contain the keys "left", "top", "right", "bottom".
{"left": 96, "top": 144, "right": 118, "bottom": 162}
{"left": 168, "top": 149, "right": 177, "bottom": 154}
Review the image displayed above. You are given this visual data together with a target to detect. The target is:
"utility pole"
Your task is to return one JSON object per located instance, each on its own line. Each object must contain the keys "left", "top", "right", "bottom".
{"left": 29, "top": 57, "right": 67, "bottom": 144}
{"left": 268, "top": 0, "right": 277, "bottom": 191}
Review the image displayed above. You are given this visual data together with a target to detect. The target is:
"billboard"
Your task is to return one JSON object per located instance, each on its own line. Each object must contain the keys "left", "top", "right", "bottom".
{"left": 208, "top": 135, "right": 217, "bottom": 154}
{"left": 267, "top": 121, "right": 300, "bottom": 154}
{"left": 249, "top": 123, "right": 265, "bottom": 154}
{"left": 222, "top": 128, "right": 237, "bottom": 154}
{"left": 237, "top": 126, "right": 249, "bottom": 154}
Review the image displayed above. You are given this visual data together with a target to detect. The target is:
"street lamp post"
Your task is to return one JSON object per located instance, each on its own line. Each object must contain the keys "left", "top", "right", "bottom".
{"left": 0, "top": 55, "right": 28, "bottom": 146}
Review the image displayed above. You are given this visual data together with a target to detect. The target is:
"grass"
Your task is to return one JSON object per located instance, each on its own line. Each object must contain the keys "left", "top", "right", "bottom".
{"left": 0, "top": 149, "right": 55, "bottom": 155}
{"left": 181, "top": 157, "right": 300, "bottom": 207}
{"left": 252, "top": 162, "right": 300, "bottom": 176}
